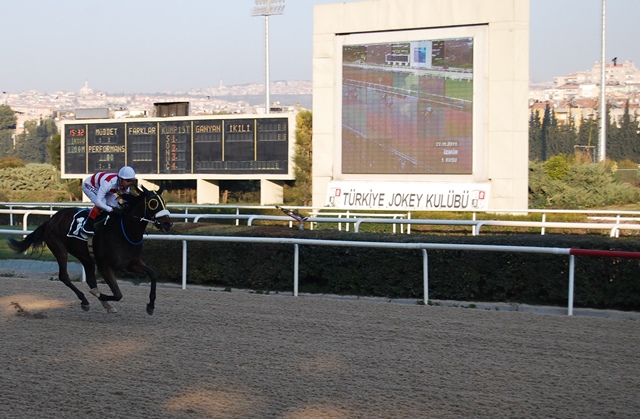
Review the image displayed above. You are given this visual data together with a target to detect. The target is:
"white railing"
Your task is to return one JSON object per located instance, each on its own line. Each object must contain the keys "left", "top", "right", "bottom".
{"left": 3, "top": 227, "right": 639, "bottom": 316}
{"left": 6, "top": 209, "right": 640, "bottom": 237}
{"left": 308, "top": 209, "right": 408, "bottom": 233}
{"left": 5, "top": 205, "right": 640, "bottom": 238}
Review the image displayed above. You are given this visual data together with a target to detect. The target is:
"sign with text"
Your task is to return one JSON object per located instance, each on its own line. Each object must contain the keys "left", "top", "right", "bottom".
{"left": 326, "top": 181, "right": 490, "bottom": 210}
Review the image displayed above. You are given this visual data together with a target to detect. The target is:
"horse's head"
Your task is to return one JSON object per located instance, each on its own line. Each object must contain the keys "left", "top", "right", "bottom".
{"left": 132, "top": 185, "right": 173, "bottom": 232}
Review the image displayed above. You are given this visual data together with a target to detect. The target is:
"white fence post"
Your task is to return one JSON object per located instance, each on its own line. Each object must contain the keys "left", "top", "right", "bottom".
{"left": 182, "top": 240, "right": 188, "bottom": 290}
{"left": 422, "top": 249, "right": 429, "bottom": 304}
{"left": 568, "top": 254, "right": 575, "bottom": 316}
{"left": 294, "top": 244, "right": 299, "bottom": 297}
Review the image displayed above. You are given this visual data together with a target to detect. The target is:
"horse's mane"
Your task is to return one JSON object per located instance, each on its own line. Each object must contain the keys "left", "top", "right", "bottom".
{"left": 119, "top": 191, "right": 144, "bottom": 213}
{"left": 120, "top": 192, "right": 142, "bottom": 205}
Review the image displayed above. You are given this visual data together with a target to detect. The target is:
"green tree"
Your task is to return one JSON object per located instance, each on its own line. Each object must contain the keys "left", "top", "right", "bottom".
{"left": 604, "top": 104, "right": 618, "bottom": 161}
{"left": 0, "top": 104, "right": 17, "bottom": 158}
{"left": 576, "top": 115, "right": 598, "bottom": 162}
{"left": 14, "top": 118, "right": 58, "bottom": 164}
{"left": 554, "top": 108, "right": 578, "bottom": 156}
{"left": 616, "top": 100, "right": 640, "bottom": 162}
{"left": 528, "top": 109, "right": 542, "bottom": 160}
{"left": 0, "top": 104, "right": 16, "bottom": 130}
{"left": 0, "top": 130, "right": 13, "bottom": 157}
{"left": 540, "top": 103, "right": 559, "bottom": 160}
{"left": 284, "top": 110, "right": 312, "bottom": 205}
{"left": 48, "top": 133, "right": 61, "bottom": 169}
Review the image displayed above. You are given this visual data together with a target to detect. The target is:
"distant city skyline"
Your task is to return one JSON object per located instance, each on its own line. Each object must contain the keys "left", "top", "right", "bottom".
{"left": 1, "top": 0, "right": 638, "bottom": 94}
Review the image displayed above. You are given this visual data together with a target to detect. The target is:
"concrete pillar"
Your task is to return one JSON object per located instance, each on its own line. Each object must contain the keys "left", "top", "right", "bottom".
{"left": 260, "top": 179, "right": 284, "bottom": 205}
{"left": 197, "top": 179, "right": 220, "bottom": 204}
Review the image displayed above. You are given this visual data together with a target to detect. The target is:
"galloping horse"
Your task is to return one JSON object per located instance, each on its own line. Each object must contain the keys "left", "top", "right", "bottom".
{"left": 7, "top": 185, "right": 173, "bottom": 315}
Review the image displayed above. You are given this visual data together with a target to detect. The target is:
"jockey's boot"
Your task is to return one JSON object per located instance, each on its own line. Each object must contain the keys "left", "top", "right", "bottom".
{"left": 82, "top": 216, "right": 96, "bottom": 235}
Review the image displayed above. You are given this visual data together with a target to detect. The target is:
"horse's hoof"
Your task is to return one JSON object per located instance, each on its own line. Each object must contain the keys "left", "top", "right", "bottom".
{"left": 81, "top": 303, "right": 90, "bottom": 312}
{"left": 146, "top": 305, "right": 154, "bottom": 315}
{"left": 101, "top": 301, "right": 116, "bottom": 313}
{"left": 89, "top": 288, "right": 101, "bottom": 298}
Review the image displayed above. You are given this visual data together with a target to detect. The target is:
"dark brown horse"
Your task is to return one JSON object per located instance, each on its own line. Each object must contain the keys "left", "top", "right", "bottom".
{"left": 7, "top": 185, "right": 173, "bottom": 315}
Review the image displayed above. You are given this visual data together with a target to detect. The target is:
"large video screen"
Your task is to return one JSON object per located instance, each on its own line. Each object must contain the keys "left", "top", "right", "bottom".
{"left": 341, "top": 35, "right": 474, "bottom": 175}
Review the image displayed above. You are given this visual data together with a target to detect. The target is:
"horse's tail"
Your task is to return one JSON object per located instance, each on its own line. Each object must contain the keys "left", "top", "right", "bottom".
{"left": 7, "top": 221, "right": 49, "bottom": 255}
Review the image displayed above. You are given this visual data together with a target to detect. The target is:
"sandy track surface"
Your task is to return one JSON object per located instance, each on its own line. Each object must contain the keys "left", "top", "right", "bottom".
{"left": 1, "top": 276, "right": 639, "bottom": 418}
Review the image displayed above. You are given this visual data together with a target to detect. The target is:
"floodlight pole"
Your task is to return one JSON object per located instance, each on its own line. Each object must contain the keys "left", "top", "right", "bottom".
{"left": 252, "top": 0, "right": 285, "bottom": 115}
{"left": 598, "top": 0, "right": 606, "bottom": 162}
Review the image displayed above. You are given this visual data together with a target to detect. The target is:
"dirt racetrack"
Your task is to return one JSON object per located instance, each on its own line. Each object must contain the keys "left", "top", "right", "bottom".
{"left": 1, "top": 276, "right": 640, "bottom": 419}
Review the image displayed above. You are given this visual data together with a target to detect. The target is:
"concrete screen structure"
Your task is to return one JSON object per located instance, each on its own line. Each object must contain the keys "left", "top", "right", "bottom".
{"left": 313, "top": 0, "right": 529, "bottom": 211}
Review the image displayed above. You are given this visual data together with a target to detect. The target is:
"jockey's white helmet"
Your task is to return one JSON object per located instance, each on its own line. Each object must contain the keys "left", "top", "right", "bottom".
{"left": 118, "top": 166, "right": 136, "bottom": 180}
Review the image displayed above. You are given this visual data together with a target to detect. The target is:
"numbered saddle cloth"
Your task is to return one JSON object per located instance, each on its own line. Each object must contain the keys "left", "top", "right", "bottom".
{"left": 67, "top": 209, "right": 90, "bottom": 241}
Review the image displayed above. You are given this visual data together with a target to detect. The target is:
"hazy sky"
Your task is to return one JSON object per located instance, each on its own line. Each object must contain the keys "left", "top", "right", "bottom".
{"left": 1, "top": 0, "right": 637, "bottom": 94}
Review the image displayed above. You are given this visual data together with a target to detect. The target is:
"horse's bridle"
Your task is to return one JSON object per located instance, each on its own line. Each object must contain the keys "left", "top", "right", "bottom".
{"left": 142, "top": 192, "right": 172, "bottom": 229}
{"left": 118, "top": 191, "right": 172, "bottom": 230}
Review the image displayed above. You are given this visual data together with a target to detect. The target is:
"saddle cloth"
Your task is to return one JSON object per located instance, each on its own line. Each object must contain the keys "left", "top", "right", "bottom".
{"left": 67, "top": 209, "right": 90, "bottom": 241}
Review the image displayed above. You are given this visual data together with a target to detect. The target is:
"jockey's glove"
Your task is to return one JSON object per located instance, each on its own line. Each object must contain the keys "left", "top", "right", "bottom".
{"left": 111, "top": 206, "right": 125, "bottom": 215}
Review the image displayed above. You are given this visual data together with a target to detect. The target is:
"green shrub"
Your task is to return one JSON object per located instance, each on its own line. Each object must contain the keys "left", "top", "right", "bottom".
{"left": 0, "top": 163, "right": 82, "bottom": 201}
{"left": 0, "top": 157, "right": 26, "bottom": 169}
{"left": 529, "top": 160, "right": 640, "bottom": 208}
{"left": 544, "top": 154, "right": 571, "bottom": 180}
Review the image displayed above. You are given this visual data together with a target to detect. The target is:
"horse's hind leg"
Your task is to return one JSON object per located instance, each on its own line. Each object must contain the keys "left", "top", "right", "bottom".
{"left": 48, "top": 241, "right": 91, "bottom": 311}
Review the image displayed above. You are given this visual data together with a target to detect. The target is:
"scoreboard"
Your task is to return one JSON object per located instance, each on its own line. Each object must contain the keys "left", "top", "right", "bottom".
{"left": 61, "top": 115, "right": 294, "bottom": 178}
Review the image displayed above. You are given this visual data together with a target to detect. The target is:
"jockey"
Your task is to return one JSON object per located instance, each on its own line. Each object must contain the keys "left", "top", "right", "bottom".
{"left": 81, "top": 166, "right": 137, "bottom": 235}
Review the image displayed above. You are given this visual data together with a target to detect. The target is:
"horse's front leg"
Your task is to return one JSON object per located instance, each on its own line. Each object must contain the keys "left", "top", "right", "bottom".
{"left": 128, "top": 260, "right": 158, "bottom": 315}
{"left": 92, "top": 266, "right": 123, "bottom": 314}
{"left": 146, "top": 268, "right": 158, "bottom": 316}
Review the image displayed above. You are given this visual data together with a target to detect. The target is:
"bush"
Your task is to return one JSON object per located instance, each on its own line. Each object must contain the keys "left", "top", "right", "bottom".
{"left": 0, "top": 163, "right": 81, "bottom": 201}
{"left": 0, "top": 157, "right": 26, "bottom": 169}
{"left": 529, "top": 159, "right": 640, "bottom": 208}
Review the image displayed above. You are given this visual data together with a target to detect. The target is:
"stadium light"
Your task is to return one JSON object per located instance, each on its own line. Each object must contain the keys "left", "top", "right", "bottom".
{"left": 251, "top": 0, "right": 286, "bottom": 115}
{"left": 599, "top": 0, "right": 606, "bottom": 162}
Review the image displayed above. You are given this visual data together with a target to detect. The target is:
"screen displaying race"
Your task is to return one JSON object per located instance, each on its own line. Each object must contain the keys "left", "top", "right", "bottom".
{"left": 341, "top": 37, "right": 473, "bottom": 174}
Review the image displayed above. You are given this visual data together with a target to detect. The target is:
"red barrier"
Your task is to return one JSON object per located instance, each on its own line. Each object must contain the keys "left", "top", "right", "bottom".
{"left": 570, "top": 248, "right": 640, "bottom": 259}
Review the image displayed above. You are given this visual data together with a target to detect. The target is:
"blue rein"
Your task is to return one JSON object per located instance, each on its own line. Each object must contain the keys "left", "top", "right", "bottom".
{"left": 120, "top": 217, "right": 145, "bottom": 245}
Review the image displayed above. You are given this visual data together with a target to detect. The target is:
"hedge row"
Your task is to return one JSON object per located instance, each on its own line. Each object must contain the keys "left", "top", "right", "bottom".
{"left": 140, "top": 225, "right": 640, "bottom": 311}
